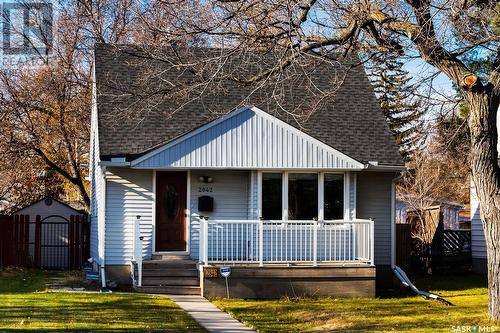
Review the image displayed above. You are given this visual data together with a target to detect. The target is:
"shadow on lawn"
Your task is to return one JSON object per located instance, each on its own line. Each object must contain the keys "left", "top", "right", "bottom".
{"left": 215, "top": 273, "right": 493, "bottom": 332}
{"left": 0, "top": 293, "right": 204, "bottom": 332}
{"left": 0, "top": 269, "right": 206, "bottom": 332}
{"left": 379, "top": 272, "right": 488, "bottom": 298}
{"left": 0, "top": 268, "right": 47, "bottom": 293}
{"left": 413, "top": 273, "right": 487, "bottom": 292}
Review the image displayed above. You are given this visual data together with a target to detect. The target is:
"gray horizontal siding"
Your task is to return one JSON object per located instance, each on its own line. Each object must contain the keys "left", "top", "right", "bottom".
{"left": 189, "top": 170, "right": 250, "bottom": 260}
{"left": 105, "top": 168, "right": 154, "bottom": 265}
{"left": 471, "top": 185, "right": 487, "bottom": 259}
{"left": 356, "top": 171, "right": 394, "bottom": 266}
{"left": 134, "top": 108, "right": 361, "bottom": 169}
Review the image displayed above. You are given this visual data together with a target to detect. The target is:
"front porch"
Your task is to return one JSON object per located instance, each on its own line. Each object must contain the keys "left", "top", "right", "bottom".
{"left": 201, "top": 264, "right": 375, "bottom": 298}
{"left": 121, "top": 166, "right": 387, "bottom": 298}
{"left": 199, "top": 218, "right": 374, "bottom": 266}
{"left": 132, "top": 216, "right": 376, "bottom": 298}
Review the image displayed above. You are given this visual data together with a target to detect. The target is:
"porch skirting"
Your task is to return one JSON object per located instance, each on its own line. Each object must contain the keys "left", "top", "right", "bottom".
{"left": 201, "top": 265, "right": 376, "bottom": 299}
{"left": 105, "top": 265, "right": 132, "bottom": 285}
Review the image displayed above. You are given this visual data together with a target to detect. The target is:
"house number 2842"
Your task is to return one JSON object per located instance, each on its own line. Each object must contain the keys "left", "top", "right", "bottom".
{"left": 198, "top": 187, "right": 213, "bottom": 193}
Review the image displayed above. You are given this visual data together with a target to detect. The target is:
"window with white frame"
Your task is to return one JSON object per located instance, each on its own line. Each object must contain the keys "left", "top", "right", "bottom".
{"left": 260, "top": 172, "right": 346, "bottom": 220}
{"left": 324, "top": 174, "right": 344, "bottom": 220}
{"left": 288, "top": 173, "right": 318, "bottom": 220}
{"left": 262, "top": 173, "right": 282, "bottom": 220}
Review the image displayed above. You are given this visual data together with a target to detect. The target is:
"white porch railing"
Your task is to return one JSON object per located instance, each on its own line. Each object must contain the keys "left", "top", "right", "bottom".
{"left": 199, "top": 218, "right": 374, "bottom": 266}
{"left": 131, "top": 216, "right": 143, "bottom": 287}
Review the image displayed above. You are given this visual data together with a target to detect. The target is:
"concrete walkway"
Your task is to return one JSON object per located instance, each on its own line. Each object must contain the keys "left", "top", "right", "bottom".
{"left": 166, "top": 295, "right": 256, "bottom": 333}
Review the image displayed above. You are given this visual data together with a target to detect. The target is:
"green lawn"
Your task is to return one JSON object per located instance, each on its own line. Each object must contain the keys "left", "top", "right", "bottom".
{"left": 213, "top": 274, "right": 499, "bottom": 332}
{"left": 0, "top": 268, "right": 205, "bottom": 332}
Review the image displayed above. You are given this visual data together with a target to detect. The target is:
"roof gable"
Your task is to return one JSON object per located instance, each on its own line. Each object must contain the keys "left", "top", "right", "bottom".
{"left": 95, "top": 44, "right": 403, "bottom": 166}
{"left": 131, "top": 106, "right": 364, "bottom": 169}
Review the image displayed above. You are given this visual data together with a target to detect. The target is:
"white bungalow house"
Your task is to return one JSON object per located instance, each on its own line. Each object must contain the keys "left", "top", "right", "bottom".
{"left": 90, "top": 44, "right": 405, "bottom": 298}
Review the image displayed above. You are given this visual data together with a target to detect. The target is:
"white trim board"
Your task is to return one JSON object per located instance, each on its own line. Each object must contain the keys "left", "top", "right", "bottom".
{"left": 131, "top": 106, "right": 365, "bottom": 170}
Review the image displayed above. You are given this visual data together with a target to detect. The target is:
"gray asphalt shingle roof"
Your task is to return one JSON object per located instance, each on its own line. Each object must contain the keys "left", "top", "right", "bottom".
{"left": 95, "top": 44, "right": 403, "bottom": 166}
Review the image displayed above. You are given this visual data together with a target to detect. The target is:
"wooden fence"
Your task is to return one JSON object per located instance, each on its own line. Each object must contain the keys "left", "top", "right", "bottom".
{"left": 406, "top": 207, "right": 471, "bottom": 273}
{"left": 0, "top": 214, "right": 90, "bottom": 270}
{"left": 396, "top": 223, "right": 412, "bottom": 273}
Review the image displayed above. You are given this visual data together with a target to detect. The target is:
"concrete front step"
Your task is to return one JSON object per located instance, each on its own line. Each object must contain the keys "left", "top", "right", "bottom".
{"left": 135, "top": 285, "right": 201, "bottom": 295}
{"left": 143, "top": 260, "right": 197, "bottom": 269}
{"left": 151, "top": 253, "right": 191, "bottom": 260}
{"left": 140, "top": 257, "right": 200, "bottom": 295}
{"left": 142, "top": 268, "right": 199, "bottom": 277}
{"left": 142, "top": 277, "right": 200, "bottom": 286}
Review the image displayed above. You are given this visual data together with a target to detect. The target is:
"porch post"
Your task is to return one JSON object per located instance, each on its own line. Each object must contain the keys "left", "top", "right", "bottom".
{"left": 370, "top": 218, "right": 375, "bottom": 266}
{"left": 198, "top": 217, "right": 204, "bottom": 264}
{"left": 203, "top": 217, "right": 209, "bottom": 265}
{"left": 259, "top": 218, "right": 264, "bottom": 267}
{"left": 313, "top": 219, "right": 318, "bottom": 266}
{"left": 134, "top": 216, "right": 143, "bottom": 287}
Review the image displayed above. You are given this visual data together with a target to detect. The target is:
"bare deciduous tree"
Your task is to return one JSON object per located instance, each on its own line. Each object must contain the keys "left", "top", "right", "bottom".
{"left": 0, "top": 0, "right": 141, "bottom": 210}
{"left": 127, "top": 0, "right": 500, "bottom": 319}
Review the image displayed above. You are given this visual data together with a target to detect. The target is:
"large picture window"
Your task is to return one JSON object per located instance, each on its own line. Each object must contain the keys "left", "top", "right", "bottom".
{"left": 288, "top": 173, "right": 318, "bottom": 220}
{"left": 262, "top": 173, "right": 282, "bottom": 220}
{"left": 324, "top": 174, "right": 344, "bottom": 220}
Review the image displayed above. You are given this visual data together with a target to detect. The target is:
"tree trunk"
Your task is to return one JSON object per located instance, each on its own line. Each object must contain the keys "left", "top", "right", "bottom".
{"left": 468, "top": 91, "right": 500, "bottom": 320}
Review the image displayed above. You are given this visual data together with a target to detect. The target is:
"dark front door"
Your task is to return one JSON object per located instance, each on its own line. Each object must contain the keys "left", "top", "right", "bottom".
{"left": 156, "top": 171, "right": 187, "bottom": 251}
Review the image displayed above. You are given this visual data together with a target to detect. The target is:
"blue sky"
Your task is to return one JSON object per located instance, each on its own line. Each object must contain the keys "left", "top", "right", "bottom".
{"left": 403, "top": 58, "right": 454, "bottom": 95}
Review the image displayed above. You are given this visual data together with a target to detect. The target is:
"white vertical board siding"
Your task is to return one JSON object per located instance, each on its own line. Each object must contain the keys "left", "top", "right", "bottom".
{"left": 356, "top": 172, "right": 395, "bottom": 265}
{"left": 471, "top": 184, "right": 487, "bottom": 259}
{"left": 133, "top": 107, "right": 363, "bottom": 170}
{"left": 105, "top": 168, "right": 154, "bottom": 265}
{"left": 189, "top": 170, "right": 250, "bottom": 259}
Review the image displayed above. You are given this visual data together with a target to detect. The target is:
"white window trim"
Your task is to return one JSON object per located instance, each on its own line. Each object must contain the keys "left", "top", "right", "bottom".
{"left": 344, "top": 172, "right": 351, "bottom": 220}
{"left": 260, "top": 171, "right": 350, "bottom": 221}
{"left": 318, "top": 172, "right": 325, "bottom": 221}
{"left": 282, "top": 172, "right": 288, "bottom": 220}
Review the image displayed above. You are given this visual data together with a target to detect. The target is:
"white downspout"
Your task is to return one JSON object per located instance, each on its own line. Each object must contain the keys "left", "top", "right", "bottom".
{"left": 99, "top": 166, "right": 107, "bottom": 289}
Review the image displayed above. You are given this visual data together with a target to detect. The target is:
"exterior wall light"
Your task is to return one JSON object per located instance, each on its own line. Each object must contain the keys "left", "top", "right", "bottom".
{"left": 199, "top": 176, "right": 214, "bottom": 183}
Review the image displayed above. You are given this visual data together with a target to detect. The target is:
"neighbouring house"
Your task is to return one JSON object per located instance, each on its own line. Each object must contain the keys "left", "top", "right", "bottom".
{"left": 459, "top": 204, "right": 471, "bottom": 230}
{"left": 471, "top": 184, "right": 487, "bottom": 273}
{"left": 10, "top": 197, "right": 87, "bottom": 269}
{"left": 396, "top": 197, "right": 465, "bottom": 230}
{"left": 89, "top": 44, "right": 405, "bottom": 298}
{"left": 396, "top": 197, "right": 471, "bottom": 273}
